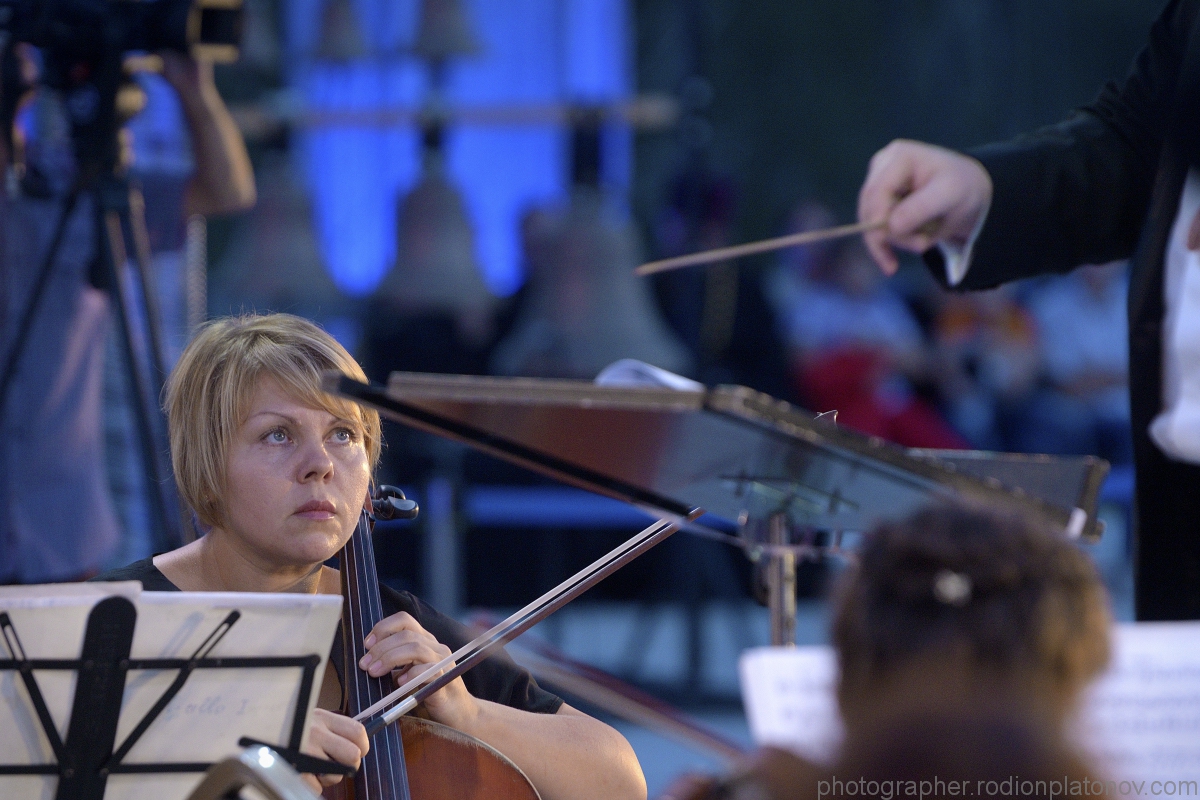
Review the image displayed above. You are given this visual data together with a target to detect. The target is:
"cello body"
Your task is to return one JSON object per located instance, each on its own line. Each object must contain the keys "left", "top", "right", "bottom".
{"left": 400, "top": 716, "right": 539, "bottom": 800}
{"left": 336, "top": 507, "right": 540, "bottom": 800}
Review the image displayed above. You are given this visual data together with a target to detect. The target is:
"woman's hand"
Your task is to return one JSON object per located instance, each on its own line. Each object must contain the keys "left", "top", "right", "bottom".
{"left": 300, "top": 707, "right": 370, "bottom": 790}
{"left": 361, "top": 612, "right": 481, "bottom": 730}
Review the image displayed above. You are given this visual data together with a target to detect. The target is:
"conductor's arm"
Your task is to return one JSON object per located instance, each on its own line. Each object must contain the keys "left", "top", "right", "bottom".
{"left": 857, "top": 0, "right": 1192, "bottom": 289}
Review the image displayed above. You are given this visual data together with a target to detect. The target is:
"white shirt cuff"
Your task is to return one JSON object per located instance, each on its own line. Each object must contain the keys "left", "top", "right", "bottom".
{"left": 935, "top": 202, "right": 991, "bottom": 287}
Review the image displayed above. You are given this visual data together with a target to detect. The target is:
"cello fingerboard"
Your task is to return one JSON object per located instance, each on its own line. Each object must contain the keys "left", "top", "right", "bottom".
{"left": 342, "top": 510, "right": 413, "bottom": 800}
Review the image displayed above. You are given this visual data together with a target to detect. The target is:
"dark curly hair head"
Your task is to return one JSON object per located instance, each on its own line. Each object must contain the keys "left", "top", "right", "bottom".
{"left": 832, "top": 503, "right": 1110, "bottom": 728}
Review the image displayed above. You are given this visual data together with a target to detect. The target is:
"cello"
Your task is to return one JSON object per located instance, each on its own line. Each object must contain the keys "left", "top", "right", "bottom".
{"left": 334, "top": 487, "right": 540, "bottom": 800}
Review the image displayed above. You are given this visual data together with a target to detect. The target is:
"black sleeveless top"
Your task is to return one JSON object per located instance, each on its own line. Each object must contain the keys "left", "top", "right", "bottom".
{"left": 92, "top": 558, "right": 562, "bottom": 715}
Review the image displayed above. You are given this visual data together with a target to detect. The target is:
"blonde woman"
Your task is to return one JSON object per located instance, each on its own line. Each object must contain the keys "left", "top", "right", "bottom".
{"left": 93, "top": 313, "right": 646, "bottom": 800}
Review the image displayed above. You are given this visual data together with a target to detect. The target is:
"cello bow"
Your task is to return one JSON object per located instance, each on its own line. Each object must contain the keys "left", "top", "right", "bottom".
{"left": 355, "top": 508, "right": 704, "bottom": 736}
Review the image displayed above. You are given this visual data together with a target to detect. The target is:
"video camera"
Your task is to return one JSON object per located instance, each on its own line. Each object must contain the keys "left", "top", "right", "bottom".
{"left": 0, "top": 0, "right": 243, "bottom": 175}
{"left": 0, "top": 0, "right": 243, "bottom": 81}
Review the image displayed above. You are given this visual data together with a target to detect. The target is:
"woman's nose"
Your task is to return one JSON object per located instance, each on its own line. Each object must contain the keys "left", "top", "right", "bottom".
{"left": 297, "top": 439, "right": 335, "bottom": 481}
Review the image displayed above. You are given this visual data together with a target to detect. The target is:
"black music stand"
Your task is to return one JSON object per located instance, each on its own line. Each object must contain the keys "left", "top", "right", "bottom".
{"left": 330, "top": 372, "right": 1108, "bottom": 645}
{"left": 0, "top": 595, "right": 345, "bottom": 800}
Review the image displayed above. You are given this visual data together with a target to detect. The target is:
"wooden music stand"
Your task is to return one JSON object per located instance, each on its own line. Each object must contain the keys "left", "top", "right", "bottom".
{"left": 329, "top": 372, "right": 1108, "bottom": 645}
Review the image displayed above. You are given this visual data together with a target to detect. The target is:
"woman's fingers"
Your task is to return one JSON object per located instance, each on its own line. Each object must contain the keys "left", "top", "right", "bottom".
{"left": 360, "top": 632, "right": 452, "bottom": 677}
{"left": 361, "top": 611, "right": 452, "bottom": 677}
{"left": 363, "top": 611, "right": 422, "bottom": 649}
{"left": 302, "top": 708, "right": 370, "bottom": 786}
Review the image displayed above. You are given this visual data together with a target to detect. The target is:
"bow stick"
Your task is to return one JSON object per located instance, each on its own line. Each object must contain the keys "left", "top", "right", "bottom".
{"left": 634, "top": 219, "right": 886, "bottom": 276}
{"left": 355, "top": 510, "right": 703, "bottom": 735}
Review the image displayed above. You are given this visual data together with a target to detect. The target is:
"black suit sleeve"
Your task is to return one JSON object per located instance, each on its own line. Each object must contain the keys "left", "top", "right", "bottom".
{"left": 927, "top": 0, "right": 1194, "bottom": 290}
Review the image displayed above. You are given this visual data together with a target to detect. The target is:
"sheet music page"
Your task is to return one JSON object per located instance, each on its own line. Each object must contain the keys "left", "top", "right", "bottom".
{"left": 0, "top": 584, "right": 144, "bottom": 800}
{"left": 738, "top": 645, "right": 842, "bottom": 763}
{"left": 740, "top": 623, "right": 1200, "bottom": 782}
{"left": 1070, "top": 622, "right": 1200, "bottom": 783}
{"left": 0, "top": 586, "right": 341, "bottom": 800}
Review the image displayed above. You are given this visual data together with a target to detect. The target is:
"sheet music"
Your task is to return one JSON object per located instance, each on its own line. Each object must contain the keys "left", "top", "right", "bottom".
{"left": 738, "top": 645, "right": 842, "bottom": 762}
{"left": 1071, "top": 622, "right": 1200, "bottom": 782}
{"left": 0, "top": 585, "right": 341, "bottom": 800}
{"left": 740, "top": 623, "right": 1200, "bottom": 781}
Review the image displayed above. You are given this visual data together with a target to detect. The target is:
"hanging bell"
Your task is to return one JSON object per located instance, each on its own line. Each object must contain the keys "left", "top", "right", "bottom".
{"left": 209, "top": 153, "right": 353, "bottom": 324}
{"left": 491, "top": 188, "right": 693, "bottom": 379}
{"left": 412, "top": 0, "right": 482, "bottom": 62}
{"left": 315, "top": 0, "right": 368, "bottom": 61}
{"left": 371, "top": 122, "right": 497, "bottom": 345}
{"left": 491, "top": 110, "right": 691, "bottom": 379}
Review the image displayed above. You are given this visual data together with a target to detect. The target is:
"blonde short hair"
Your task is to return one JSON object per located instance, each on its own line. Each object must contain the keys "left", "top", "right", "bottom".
{"left": 165, "top": 313, "right": 382, "bottom": 528}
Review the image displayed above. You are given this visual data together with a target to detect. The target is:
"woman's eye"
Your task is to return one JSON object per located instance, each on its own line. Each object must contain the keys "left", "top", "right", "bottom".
{"left": 331, "top": 427, "right": 358, "bottom": 444}
{"left": 264, "top": 428, "right": 289, "bottom": 444}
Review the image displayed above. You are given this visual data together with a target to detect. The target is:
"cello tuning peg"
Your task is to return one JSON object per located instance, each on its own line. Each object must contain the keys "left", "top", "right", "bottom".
{"left": 372, "top": 486, "right": 420, "bottom": 521}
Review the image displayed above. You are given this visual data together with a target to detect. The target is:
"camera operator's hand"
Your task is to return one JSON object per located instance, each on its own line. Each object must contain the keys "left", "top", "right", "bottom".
{"left": 155, "top": 50, "right": 256, "bottom": 217}
{"left": 158, "top": 51, "right": 210, "bottom": 98}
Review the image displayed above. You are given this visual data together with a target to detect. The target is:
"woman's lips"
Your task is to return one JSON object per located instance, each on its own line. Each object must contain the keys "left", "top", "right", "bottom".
{"left": 295, "top": 500, "right": 337, "bottom": 519}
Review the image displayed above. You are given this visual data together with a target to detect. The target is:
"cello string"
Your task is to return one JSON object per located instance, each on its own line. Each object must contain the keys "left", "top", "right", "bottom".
{"left": 352, "top": 516, "right": 678, "bottom": 722}
{"left": 345, "top": 513, "right": 388, "bottom": 798}
{"left": 369, "top": 523, "right": 405, "bottom": 798}
{"left": 359, "top": 514, "right": 403, "bottom": 798}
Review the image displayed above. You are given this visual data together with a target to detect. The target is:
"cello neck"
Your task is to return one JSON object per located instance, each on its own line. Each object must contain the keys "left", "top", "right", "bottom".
{"left": 341, "top": 509, "right": 411, "bottom": 800}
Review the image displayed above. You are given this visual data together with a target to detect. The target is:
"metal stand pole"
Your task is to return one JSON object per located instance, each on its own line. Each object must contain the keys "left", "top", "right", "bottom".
{"left": 767, "top": 513, "right": 796, "bottom": 646}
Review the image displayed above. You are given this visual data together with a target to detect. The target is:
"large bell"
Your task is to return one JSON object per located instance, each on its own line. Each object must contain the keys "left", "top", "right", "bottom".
{"left": 315, "top": 0, "right": 367, "bottom": 61}
{"left": 491, "top": 187, "right": 693, "bottom": 379}
{"left": 412, "top": 0, "right": 481, "bottom": 62}
{"left": 208, "top": 153, "right": 354, "bottom": 325}
{"left": 371, "top": 125, "right": 497, "bottom": 345}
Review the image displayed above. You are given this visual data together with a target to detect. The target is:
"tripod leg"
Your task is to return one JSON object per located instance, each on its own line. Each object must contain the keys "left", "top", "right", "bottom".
{"left": 97, "top": 181, "right": 184, "bottom": 550}
{"left": 123, "top": 186, "right": 171, "bottom": 380}
{"left": 0, "top": 191, "right": 79, "bottom": 409}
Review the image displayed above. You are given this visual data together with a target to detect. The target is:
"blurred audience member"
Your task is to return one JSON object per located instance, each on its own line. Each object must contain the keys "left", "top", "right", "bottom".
{"left": 1021, "top": 263, "right": 1132, "bottom": 464}
{"left": 661, "top": 503, "right": 1112, "bottom": 800}
{"left": 662, "top": 712, "right": 1104, "bottom": 800}
{"left": 828, "top": 713, "right": 1104, "bottom": 800}
{"left": 766, "top": 217, "right": 965, "bottom": 448}
{"left": 933, "top": 287, "right": 1041, "bottom": 450}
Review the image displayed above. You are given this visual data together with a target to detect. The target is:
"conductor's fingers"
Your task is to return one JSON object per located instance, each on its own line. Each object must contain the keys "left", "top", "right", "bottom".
{"left": 860, "top": 140, "right": 992, "bottom": 272}
{"left": 859, "top": 141, "right": 920, "bottom": 274}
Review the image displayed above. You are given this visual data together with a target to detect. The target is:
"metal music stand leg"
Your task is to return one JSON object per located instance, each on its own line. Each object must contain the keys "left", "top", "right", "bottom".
{"left": 767, "top": 513, "right": 796, "bottom": 646}
{"left": 96, "top": 177, "right": 183, "bottom": 550}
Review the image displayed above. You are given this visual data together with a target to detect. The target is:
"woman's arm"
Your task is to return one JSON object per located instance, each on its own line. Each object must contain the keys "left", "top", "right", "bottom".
{"left": 160, "top": 52, "right": 257, "bottom": 217}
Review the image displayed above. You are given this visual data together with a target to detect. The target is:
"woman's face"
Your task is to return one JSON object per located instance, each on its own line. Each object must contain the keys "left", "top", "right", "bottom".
{"left": 220, "top": 378, "right": 371, "bottom": 570}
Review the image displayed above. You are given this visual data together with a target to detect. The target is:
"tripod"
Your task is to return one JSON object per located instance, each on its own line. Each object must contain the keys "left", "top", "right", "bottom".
{"left": 0, "top": 50, "right": 185, "bottom": 552}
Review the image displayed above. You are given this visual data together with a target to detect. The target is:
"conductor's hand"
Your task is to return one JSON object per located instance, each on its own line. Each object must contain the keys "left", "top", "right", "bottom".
{"left": 361, "top": 612, "right": 481, "bottom": 731}
{"left": 301, "top": 707, "right": 370, "bottom": 790}
{"left": 858, "top": 139, "right": 993, "bottom": 275}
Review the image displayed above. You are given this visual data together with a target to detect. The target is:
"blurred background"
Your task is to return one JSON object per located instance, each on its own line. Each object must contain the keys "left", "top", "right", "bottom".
{"left": 110, "top": 0, "right": 1161, "bottom": 792}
